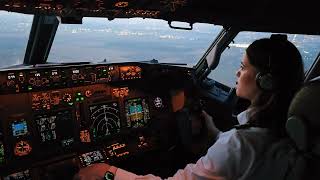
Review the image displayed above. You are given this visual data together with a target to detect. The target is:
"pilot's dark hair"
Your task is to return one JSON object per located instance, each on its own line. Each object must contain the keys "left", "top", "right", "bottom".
{"left": 245, "top": 34, "right": 304, "bottom": 137}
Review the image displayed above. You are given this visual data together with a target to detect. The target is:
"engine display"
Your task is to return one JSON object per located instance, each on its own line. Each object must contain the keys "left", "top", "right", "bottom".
{"left": 34, "top": 110, "right": 74, "bottom": 144}
{"left": 11, "top": 120, "right": 28, "bottom": 137}
{"left": 125, "top": 98, "right": 150, "bottom": 128}
{"left": 89, "top": 102, "right": 121, "bottom": 140}
{"left": 35, "top": 115, "right": 57, "bottom": 143}
{"left": 79, "top": 150, "right": 104, "bottom": 167}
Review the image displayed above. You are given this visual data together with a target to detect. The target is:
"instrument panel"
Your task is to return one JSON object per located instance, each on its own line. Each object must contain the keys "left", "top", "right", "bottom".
{"left": 0, "top": 64, "right": 143, "bottom": 94}
{"left": 0, "top": 62, "right": 193, "bottom": 179}
{"left": 0, "top": 0, "right": 189, "bottom": 20}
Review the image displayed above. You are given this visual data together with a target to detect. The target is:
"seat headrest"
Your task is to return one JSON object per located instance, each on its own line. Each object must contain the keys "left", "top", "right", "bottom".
{"left": 286, "top": 77, "right": 320, "bottom": 151}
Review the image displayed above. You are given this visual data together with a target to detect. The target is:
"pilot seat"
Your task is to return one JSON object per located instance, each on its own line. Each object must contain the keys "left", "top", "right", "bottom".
{"left": 248, "top": 76, "right": 320, "bottom": 180}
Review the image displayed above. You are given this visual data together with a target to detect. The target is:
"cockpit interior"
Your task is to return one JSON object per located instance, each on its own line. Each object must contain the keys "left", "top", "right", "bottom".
{"left": 0, "top": 61, "right": 197, "bottom": 179}
{"left": 0, "top": 0, "right": 319, "bottom": 179}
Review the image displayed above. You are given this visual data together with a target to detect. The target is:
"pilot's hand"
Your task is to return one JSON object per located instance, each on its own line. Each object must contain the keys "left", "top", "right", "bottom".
{"left": 201, "top": 110, "right": 221, "bottom": 140}
{"left": 73, "top": 163, "right": 117, "bottom": 180}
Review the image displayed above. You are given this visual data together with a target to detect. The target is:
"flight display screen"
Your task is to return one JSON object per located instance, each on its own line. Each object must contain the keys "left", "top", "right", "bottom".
{"left": 125, "top": 98, "right": 150, "bottom": 128}
{"left": 89, "top": 102, "right": 121, "bottom": 140}
{"left": 79, "top": 150, "right": 104, "bottom": 167}
{"left": 35, "top": 110, "right": 74, "bottom": 144}
{"left": 11, "top": 120, "right": 28, "bottom": 137}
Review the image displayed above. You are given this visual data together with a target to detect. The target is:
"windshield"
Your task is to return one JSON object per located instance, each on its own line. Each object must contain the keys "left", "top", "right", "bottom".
{"left": 0, "top": 11, "right": 33, "bottom": 68}
{"left": 209, "top": 32, "right": 320, "bottom": 87}
{"left": 47, "top": 17, "right": 221, "bottom": 66}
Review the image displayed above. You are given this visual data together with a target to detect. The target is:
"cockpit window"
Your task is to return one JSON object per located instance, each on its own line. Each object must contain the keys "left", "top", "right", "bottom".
{"left": 0, "top": 11, "right": 33, "bottom": 68}
{"left": 208, "top": 32, "right": 320, "bottom": 87}
{"left": 48, "top": 17, "right": 221, "bottom": 66}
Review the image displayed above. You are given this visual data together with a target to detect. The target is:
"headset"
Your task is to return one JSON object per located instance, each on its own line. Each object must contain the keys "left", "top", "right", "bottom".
{"left": 255, "top": 56, "right": 274, "bottom": 91}
{"left": 255, "top": 34, "right": 287, "bottom": 91}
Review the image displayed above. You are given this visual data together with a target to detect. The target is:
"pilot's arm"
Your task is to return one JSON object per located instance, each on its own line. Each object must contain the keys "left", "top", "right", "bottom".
{"left": 74, "top": 129, "right": 256, "bottom": 180}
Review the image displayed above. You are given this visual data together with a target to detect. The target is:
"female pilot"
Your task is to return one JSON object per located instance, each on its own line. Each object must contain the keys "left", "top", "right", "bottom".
{"left": 74, "top": 35, "right": 304, "bottom": 180}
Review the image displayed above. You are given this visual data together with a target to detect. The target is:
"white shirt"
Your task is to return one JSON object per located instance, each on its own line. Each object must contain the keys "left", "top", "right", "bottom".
{"left": 115, "top": 110, "right": 274, "bottom": 180}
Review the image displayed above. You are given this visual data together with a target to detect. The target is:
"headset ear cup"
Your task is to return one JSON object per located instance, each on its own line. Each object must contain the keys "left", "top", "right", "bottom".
{"left": 256, "top": 72, "right": 274, "bottom": 91}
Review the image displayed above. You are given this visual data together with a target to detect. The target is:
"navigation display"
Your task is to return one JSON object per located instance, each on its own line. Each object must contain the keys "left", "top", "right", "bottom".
{"left": 125, "top": 98, "right": 150, "bottom": 128}
{"left": 11, "top": 120, "right": 28, "bottom": 137}
{"left": 89, "top": 102, "right": 121, "bottom": 140}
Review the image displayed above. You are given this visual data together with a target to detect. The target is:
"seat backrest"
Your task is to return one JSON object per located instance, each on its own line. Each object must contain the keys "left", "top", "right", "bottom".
{"left": 246, "top": 77, "right": 320, "bottom": 180}
{"left": 285, "top": 76, "right": 320, "bottom": 180}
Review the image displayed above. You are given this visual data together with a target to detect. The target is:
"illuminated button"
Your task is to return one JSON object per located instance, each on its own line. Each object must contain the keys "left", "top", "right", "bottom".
{"left": 85, "top": 90, "right": 92, "bottom": 97}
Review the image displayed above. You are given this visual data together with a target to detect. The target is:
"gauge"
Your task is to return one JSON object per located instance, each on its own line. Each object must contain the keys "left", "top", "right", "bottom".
{"left": 89, "top": 102, "right": 121, "bottom": 140}
{"left": 14, "top": 140, "right": 32, "bottom": 156}
{"left": 62, "top": 93, "right": 72, "bottom": 104}
{"left": 154, "top": 97, "right": 163, "bottom": 108}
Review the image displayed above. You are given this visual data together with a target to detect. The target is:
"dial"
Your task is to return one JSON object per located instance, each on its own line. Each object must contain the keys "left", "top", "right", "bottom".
{"left": 62, "top": 93, "right": 73, "bottom": 105}
{"left": 14, "top": 140, "right": 32, "bottom": 156}
{"left": 154, "top": 97, "right": 163, "bottom": 108}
